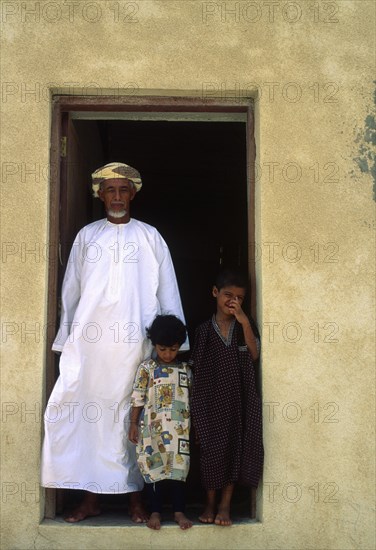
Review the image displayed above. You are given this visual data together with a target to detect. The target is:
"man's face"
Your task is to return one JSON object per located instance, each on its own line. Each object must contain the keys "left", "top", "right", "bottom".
{"left": 98, "top": 178, "right": 136, "bottom": 223}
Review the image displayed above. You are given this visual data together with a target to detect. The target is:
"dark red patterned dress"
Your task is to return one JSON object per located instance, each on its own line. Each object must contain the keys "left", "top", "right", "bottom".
{"left": 190, "top": 316, "right": 263, "bottom": 489}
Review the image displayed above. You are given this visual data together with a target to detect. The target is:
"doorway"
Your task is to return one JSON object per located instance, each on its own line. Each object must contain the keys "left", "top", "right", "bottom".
{"left": 46, "top": 96, "right": 256, "bottom": 519}
{"left": 62, "top": 116, "right": 248, "bottom": 337}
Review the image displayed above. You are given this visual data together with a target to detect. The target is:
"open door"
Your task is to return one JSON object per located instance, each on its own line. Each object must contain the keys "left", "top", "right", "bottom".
{"left": 59, "top": 113, "right": 104, "bottom": 269}
{"left": 45, "top": 96, "right": 256, "bottom": 519}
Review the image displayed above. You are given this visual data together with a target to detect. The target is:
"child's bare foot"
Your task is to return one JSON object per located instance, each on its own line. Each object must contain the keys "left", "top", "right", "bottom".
{"left": 215, "top": 483, "right": 234, "bottom": 526}
{"left": 214, "top": 508, "right": 232, "bottom": 526}
{"left": 198, "top": 506, "right": 216, "bottom": 524}
{"left": 174, "top": 511, "right": 193, "bottom": 530}
{"left": 147, "top": 512, "right": 162, "bottom": 530}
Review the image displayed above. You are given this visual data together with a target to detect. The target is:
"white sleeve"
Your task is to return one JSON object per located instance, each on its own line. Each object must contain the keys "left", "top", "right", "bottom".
{"left": 52, "top": 233, "right": 83, "bottom": 352}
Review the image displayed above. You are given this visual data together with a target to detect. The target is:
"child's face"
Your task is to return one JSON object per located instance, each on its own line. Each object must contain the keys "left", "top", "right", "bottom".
{"left": 213, "top": 285, "right": 246, "bottom": 317}
{"left": 155, "top": 343, "right": 180, "bottom": 364}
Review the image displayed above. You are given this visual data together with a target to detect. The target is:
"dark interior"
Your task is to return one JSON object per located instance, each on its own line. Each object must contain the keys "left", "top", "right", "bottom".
{"left": 66, "top": 118, "right": 249, "bottom": 335}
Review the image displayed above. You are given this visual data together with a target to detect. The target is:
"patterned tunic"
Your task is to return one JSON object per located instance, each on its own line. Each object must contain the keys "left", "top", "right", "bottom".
{"left": 131, "top": 359, "right": 192, "bottom": 483}
{"left": 190, "top": 316, "right": 263, "bottom": 489}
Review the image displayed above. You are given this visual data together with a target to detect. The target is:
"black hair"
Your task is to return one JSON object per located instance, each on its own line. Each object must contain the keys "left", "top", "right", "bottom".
{"left": 214, "top": 267, "right": 249, "bottom": 291}
{"left": 146, "top": 315, "right": 187, "bottom": 347}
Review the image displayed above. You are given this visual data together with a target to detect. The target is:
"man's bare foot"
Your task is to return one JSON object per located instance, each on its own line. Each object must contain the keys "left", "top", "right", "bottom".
{"left": 130, "top": 505, "right": 149, "bottom": 523}
{"left": 129, "top": 491, "right": 149, "bottom": 523}
{"left": 147, "top": 512, "right": 162, "bottom": 530}
{"left": 174, "top": 511, "right": 193, "bottom": 530}
{"left": 198, "top": 506, "right": 215, "bottom": 524}
{"left": 64, "top": 493, "right": 101, "bottom": 523}
{"left": 214, "top": 508, "right": 232, "bottom": 526}
{"left": 64, "top": 506, "right": 101, "bottom": 523}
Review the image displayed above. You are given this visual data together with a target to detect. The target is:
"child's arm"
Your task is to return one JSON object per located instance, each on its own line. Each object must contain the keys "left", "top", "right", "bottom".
{"left": 128, "top": 406, "right": 143, "bottom": 444}
{"left": 240, "top": 318, "right": 259, "bottom": 361}
{"left": 128, "top": 361, "right": 150, "bottom": 443}
{"left": 228, "top": 299, "right": 259, "bottom": 361}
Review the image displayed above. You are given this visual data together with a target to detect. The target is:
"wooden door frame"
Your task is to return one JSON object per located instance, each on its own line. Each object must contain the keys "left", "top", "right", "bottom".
{"left": 45, "top": 94, "right": 256, "bottom": 519}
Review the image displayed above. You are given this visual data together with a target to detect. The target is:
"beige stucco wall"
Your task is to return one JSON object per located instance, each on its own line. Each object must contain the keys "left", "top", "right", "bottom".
{"left": 1, "top": 1, "right": 375, "bottom": 548}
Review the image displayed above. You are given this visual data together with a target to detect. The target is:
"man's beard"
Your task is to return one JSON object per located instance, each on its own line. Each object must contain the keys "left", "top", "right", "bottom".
{"left": 108, "top": 209, "right": 127, "bottom": 218}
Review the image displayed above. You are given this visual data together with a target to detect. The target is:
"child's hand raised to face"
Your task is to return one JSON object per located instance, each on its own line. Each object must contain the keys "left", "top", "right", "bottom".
{"left": 228, "top": 297, "right": 248, "bottom": 323}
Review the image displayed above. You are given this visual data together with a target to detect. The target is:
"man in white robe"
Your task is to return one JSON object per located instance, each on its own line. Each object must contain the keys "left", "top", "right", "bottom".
{"left": 41, "top": 162, "right": 188, "bottom": 522}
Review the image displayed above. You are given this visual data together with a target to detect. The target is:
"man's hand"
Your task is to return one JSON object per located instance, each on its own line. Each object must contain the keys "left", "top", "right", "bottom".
{"left": 128, "top": 423, "right": 139, "bottom": 444}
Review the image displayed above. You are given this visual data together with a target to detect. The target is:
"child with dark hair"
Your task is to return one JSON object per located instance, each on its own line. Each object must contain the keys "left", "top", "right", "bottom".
{"left": 129, "top": 315, "right": 193, "bottom": 530}
{"left": 190, "top": 268, "right": 263, "bottom": 526}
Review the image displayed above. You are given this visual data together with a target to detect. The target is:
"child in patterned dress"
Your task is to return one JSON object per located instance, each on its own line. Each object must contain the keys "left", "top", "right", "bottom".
{"left": 190, "top": 268, "right": 263, "bottom": 526}
{"left": 129, "top": 315, "right": 193, "bottom": 530}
